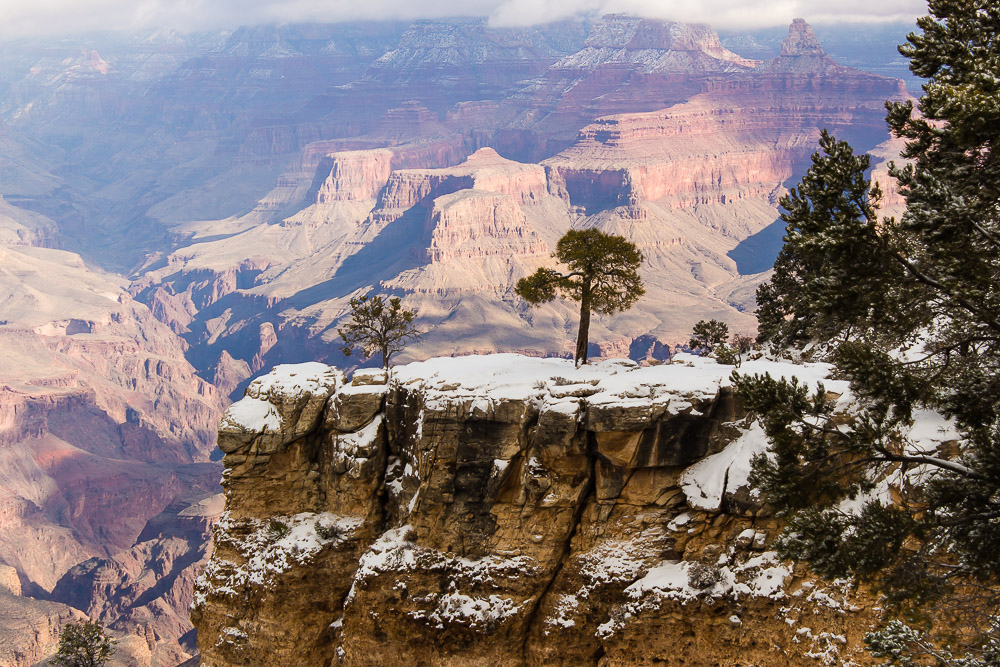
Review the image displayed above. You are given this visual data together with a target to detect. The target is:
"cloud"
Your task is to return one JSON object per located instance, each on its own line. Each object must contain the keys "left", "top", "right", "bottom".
{"left": 489, "top": 0, "right": 927, "bottom": 29}
{"left": 0, "top": 0, "right": 927, "bottom": 37}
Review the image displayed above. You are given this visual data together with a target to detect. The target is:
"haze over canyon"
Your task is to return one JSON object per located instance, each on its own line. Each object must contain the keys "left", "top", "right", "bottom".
{"left": 0, "top": 13, "right": 916, "bottom": 664}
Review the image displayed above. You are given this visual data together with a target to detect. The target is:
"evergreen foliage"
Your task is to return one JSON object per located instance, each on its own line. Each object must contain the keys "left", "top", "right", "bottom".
{"left": 743, "top": 0, "right": 1000, "bottom": 659}
{"left": 52, "top": 620, "right": 115, "bottom": 667}
{"left": 689, "top": 319, "right": 730, "bottom": 355}
{"left": 754, "top": 131, "right": 917, "bottom": 346}
{"left": 516, "top": 229, "right": 644, "bottom": 364}
{"left": 338, "top": 295, "right": 421, "bottom": 369}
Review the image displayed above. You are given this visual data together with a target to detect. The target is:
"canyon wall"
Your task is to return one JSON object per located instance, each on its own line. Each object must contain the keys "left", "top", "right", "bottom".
{"left": 133, "top": 17, "right": 909, "bottom": 380}
{"left": 0, "top": 241, "right": 225, "bottom": 665}
{"left": 193, "top": 357, "right": 885, "bottom": 666}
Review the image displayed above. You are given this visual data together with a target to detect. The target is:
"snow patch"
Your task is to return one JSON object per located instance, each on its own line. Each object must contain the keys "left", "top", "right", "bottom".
{"left": 251, "top": 362, "right": 341, "bottom": 397}
{"left": 412, "top": 584, "right": 523, "bottom": 630}
{"left": 221, "top": 362, "right": 341, "bottom": 433}
{"left": 597, "top": 551, "right": 791, "bottom": 639}
{"left": 220, "top": 397, "right": 281, "bottom": 433}
{"left": 391, "top": 353, "right": 844, "bottom": 415}
{"left": 680, "top": 423, "right": 769, "bottom": 511}
{"left": 346, "top": 526, "right": 537, "bottom": 606}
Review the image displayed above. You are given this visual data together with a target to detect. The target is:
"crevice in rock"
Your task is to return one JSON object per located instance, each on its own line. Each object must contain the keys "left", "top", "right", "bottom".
{"left": 519, "top": 426, "right": 599, "bottom": 663}
{"left": 372, "top": 395, "right": 393, "bottom": 535}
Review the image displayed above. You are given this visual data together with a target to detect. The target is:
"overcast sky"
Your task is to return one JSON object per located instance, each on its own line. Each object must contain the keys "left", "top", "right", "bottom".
{"left": 0, "top": 0, "right": 928, "bottom": 37}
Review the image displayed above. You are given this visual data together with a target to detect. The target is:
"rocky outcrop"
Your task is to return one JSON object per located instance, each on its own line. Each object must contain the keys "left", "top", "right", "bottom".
{"left": 423, "top": 190, "right": 548, "bottom": 263}
{"left": 507, "top": 15, "right": 762, "bottom": 152}
{"left": 0, "top": 197, "right": 60, "bottom": 248}
{"left": 543, "top": 18, "right": 907, "bottom": 217}
{"left": 373, "top": 148, "right": 547, "bottom": 214}
{"left": 553, "top": 14, "right": 759, "bottom": 74}
{"left": 314, "top": 150, "right": 395, "bottom": 203}
{"left": 780, "top": 18, "right": 825, "bottom": 57}
{"left": 193, "top": 356, "right": 884, "bottom": 665}
{"left": 0, "top": 591, "right": 83, "bottom": 667}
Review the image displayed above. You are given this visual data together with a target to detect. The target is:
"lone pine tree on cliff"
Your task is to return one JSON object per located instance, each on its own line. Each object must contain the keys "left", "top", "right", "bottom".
{"left": 338, "top": 294, "right": 421, "bottom": 369}
{"left": 516, "top": 229, "right": 644, "bottom": 365}
{"left": 739, "top": 0, "right": 1000, "bottom": 660}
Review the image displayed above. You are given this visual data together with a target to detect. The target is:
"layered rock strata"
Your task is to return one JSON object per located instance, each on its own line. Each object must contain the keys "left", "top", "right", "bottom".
{"left": 50, "top": 493, "right": 224, "bottom": 666}
{"left": 135, "top": 18, "right": 910, "bottom": 372}
{"left": 194, "top": 356, "right": 886, "bottom": 665}
{"left": 0, "top": 243, "right": 225, "bottom": 663}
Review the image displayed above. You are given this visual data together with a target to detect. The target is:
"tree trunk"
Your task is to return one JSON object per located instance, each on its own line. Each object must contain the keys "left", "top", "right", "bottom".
{"left": 381, "top": 344, "right": 390, "bottom": 369}
{"left": 575, "top": 282, "right": 591, "bottom": 365}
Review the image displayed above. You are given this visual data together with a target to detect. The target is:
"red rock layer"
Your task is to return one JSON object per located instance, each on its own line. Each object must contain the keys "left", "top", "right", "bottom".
{"left": 315, "top": 150, "right": 394, "bottom": 203}
{"left": 423, "top": 190, "right": 548, "bottom": 263}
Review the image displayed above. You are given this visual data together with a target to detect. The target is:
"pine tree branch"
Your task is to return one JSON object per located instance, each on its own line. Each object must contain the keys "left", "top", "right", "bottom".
{"left": 938, "top": 509, "right": 1000, "bottom": 527}
{"left": 970, "top": 219, "right": 1000, "bottom": 247}
{"left": 887, "top": 250, "right": 1000, "bottom": 334}
{"left": 876, "top": 452, "right": 982, "bottom": 479}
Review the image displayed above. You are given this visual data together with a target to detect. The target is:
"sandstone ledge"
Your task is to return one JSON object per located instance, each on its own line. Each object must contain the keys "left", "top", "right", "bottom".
{"left": 194, "top": 354, "right": 887, "bottom": 666}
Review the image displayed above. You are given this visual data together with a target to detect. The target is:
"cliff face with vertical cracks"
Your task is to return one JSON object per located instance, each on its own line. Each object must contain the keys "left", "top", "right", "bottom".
{"left": 193, "top": 357, "right": 889, "bottom": 666}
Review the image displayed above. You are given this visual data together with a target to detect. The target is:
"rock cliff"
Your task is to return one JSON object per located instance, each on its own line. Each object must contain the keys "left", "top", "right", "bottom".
{"left": 193, "top": 356, "right": 887, "bottom": 665}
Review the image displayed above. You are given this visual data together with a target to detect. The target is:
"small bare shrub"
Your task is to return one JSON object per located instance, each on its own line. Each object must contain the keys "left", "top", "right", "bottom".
{"left": 315, "top": 521, "right": 340, "bottom": 541}
{"left": 687, "top": 562, "right": 722, "bottom": 590}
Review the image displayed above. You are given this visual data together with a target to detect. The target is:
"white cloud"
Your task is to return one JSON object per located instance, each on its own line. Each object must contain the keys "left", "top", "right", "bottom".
{"left": 0, "top": 0, "right": 928, "bottom": 37}
{"left": 489, "top": 0, "right": 926, "bottom": 29}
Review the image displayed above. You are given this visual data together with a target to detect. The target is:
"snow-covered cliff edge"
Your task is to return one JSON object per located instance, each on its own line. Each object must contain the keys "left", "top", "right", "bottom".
{"left": 192, "top": 354, "right": 888, "bottom": 665}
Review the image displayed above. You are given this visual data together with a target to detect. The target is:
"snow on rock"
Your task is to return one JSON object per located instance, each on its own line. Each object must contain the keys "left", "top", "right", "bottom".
{"left": 626, "top": 550, "right": 789, "bottom": 603}
{"left": 346, "top": 526, "right": 538, "bottom": 606}
{"left": 215, "top": 625, "right": 248, "bottom": 650}
{"left": 221, "top": 396, "right": 281, "bottom": 434}
{"left": 219, "top": 362, "right": 342, "bottom": 453}
{"left": 249, "top": 362, "right": 343, "bottom": 399}
{"left": 193, "top": 511, "right": 362, "bottom": 607}
{"left": 392, "top": 353, "right": 845, "bottom": 414}
{"left": 546, "top": 594, "right": 580, "bottom": 629}
{"left": 680, "top": 422, "right": 769, "bottom": 511}
{"left": 350, "top": 368, "right": 387, "bottom": 386}
{"left": 597, "top": 550, "right": 791, "bottom": 638}
{"left": 906, "top": 409, "right": 961, "bottom": 454}
{"left": 414, "top": 585, "right": 523, "bottom": 630}
{"left": 330, "top": 414, "right": 385, "bottom": 478}
{"left": 577, "top": 539, "right": 657, "bottom": 588}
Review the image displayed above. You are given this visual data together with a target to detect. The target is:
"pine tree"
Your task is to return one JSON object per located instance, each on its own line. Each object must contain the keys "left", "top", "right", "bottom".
{"left": 743, "top": 0, "right": 1000, "bottom": 659}
{"left": 689, "top": 319, "right": 730, "bottom": 355}
{"left": 52, "top": 620, "right": 116, "bottom": 667}
{"left": 754, "top": 131, "right": 919, "bottom": 347}
{"left": 338, "top": 295, "right": 421, "bottom": 369}
{"left": 516, "top": 229, "right": 644, "bottom": 365}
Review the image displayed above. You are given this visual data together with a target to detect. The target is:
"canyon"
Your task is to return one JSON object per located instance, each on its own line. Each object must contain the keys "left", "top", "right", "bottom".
{"left": 0, "top": 14, "right": 916, "bottom": 664}
{"left": 138, "top": 17, "right": 907, "bottom": 381}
